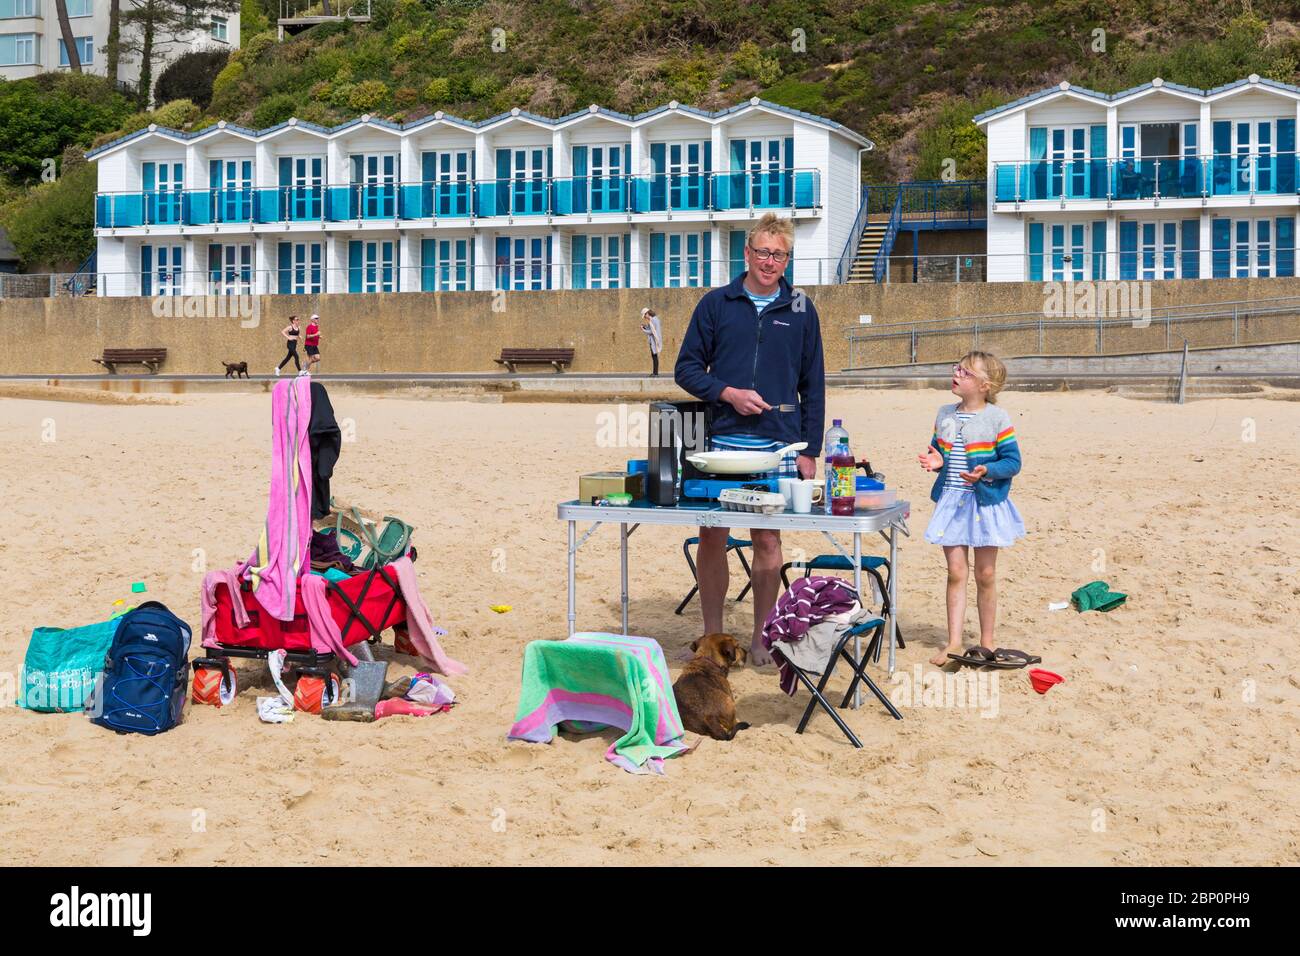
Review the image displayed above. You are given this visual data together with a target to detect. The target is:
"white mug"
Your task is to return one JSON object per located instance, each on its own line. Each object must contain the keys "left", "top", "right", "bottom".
{"left": 778, "top": 477, "right": 799, "bottom": 509}
{"left": 790, "top": 480, "right": 824, "bottom": 513}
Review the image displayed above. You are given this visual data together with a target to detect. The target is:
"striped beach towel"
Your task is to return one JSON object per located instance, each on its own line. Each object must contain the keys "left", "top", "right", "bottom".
{"left": 507, "top": 634, "right": 692, "bottom": 774}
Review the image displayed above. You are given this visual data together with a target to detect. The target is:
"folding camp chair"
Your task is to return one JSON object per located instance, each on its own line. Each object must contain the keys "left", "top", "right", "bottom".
{"left": 781, "top": 616, "right": 902, "bottom": 749}
{"left": 780, "top": 554, "right": 905, "bottom": 648}
{"left": 675, "top": 535, "right": 754, "bottom": 615}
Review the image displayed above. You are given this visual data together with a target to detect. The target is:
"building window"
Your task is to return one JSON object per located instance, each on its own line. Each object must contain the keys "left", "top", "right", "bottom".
{"left": 1115, "top": 219, "right": 1201, "bottom": 281}
{"left": 650, "top": 231, "right": 712, "bottom": 288}
{"left": 279, "top": 242, "right": 323, "bottom": 295}
{"left": 208, "top": 243, "right": 254, "bottom": 296}
{"left": 0, "top": 32, "right": 39, "bottom": 66}
{"left": 1211, "top": 216, "right": 1295, "bottom": 279}
{"left": 67, "top": 0, "right": 92, "bottom": 17}
{"left": 141, "top": 244, "right": 183, "bottom": 297}
{"left": 494, "top": 235, "right": 551, "bottom": 291}
{"left": 570, "top": 234, "right": 628, "bottom": 289}
{"left": 58, "top": 36, "right": 94, "bottom": 67}
{"left": 1027, "top": 221, "right": 1111, "bottom": 282}
{"left": 348, "top": 239, "right": 397, "bottom": 293}
{"left": 210, "top": 15, "right": 228, "bottom": 43}
{"left": 421, "top": 237, "right": 473, "bottom": 292}
{"left": 0, "top": 0, "right": 37, "bottom": 19}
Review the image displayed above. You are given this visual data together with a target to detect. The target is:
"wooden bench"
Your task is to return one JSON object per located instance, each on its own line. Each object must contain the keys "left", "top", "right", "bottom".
{"left": 494, "top": 347, "right": 574, "bottom": 373}
{"left": 93, "top": 348, "right": 168, "bottom": 374}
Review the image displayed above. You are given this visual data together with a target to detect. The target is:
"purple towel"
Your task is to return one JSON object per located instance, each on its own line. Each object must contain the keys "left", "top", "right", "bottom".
{"left": 761, "top": 576, "right": 860, "bottom": 695}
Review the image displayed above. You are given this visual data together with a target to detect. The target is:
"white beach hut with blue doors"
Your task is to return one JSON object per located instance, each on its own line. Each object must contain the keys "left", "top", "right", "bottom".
{"left": 86, "top": 98, "right": 871, "bottom": 297}
{"left": 976, "top": 75, "right": 1300, "bottom": 282}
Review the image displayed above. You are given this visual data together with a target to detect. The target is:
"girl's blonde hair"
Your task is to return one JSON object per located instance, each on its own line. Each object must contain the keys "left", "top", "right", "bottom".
{"left": 960, "top": 350, "right": 1007, "bottom": 403}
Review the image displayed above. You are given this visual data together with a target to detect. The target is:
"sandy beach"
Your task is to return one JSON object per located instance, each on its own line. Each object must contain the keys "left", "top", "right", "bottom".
{"left": 0, "top": 384, "right": 1296, "bottom": 866}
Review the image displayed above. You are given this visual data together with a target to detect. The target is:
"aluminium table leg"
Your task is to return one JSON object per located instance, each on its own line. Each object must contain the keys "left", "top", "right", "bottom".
{"left": 567, "top": 519, "right": 576, "bottom": 638}
{"left": 888, "top": 523, "right": 899, "bottom": 675}
{"left": 853, "top": 530, "right": 863, "bottom": 709}
{"left": 620, "top": 522, "right": 629, "bottom": 635}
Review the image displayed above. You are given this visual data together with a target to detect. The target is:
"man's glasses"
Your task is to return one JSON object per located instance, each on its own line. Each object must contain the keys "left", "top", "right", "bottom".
{"left": 748, "top": 245, "right": 791, "bottom": 264}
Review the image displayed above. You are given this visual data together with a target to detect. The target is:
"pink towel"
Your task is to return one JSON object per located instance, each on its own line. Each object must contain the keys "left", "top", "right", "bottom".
{"left": 301, "top": 573, "right": 358, "bottom": 667}
{"left": 390, "top": 556, "right": 467, "bottom": 676}
{"left": 200, "top": 567, "right": 249, "bottom": 649}
{"left": 241, "top": 376, "right": 313, "bottom": 621}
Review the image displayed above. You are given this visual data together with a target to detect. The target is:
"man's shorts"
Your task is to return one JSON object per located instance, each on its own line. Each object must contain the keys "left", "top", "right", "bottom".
{"left": 709, "top": 433, "right": 800, "bottom": 478}
{"left": 305, "top": 345, "right": 320, "bottom": 356}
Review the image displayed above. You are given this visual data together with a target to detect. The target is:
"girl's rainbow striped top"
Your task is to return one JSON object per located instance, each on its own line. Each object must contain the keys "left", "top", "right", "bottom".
{"left": 927, "top": 403, "right": 1022, "bottom": 506}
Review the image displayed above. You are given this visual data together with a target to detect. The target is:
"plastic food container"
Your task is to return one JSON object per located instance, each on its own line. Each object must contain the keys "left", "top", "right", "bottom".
{"left": 855, "top": 488, "right": 898, "bottom": 511}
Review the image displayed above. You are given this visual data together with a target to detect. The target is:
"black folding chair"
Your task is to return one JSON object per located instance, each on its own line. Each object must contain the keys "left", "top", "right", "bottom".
{"left": 779, "top": 616, "right": 902, "bottom": 748}
{"left": 675, "top": 535, "right": 753, "bottom": 615}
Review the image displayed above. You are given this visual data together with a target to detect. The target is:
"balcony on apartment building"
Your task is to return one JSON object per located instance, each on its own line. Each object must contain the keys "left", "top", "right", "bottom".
{"left": 993, "top": 152, "right": 1300, "bottom": 204}
{"left": 992, "top": 114, "right": 1300, "bottom": 204}
{"left": 93, "top": 168, "right": 823, "bottom": 229}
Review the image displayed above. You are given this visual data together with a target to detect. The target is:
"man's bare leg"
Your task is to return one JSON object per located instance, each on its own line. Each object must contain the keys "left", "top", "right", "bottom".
{"left": 746, "top": 528, "right": 782, "bottom": 666}
{"left": 695, "top": 526, "right": 730, "bottom": 635}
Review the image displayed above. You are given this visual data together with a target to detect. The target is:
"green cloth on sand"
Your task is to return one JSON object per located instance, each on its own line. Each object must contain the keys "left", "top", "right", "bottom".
{"left": 1072, "top": 580, "right": 1127, "bottom": 612}
{"left": 507, "top": 633, "right": 691, "bottom": 774}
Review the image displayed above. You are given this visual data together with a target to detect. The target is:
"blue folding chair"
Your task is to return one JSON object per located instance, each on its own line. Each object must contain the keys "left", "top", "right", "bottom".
{"left": 676, "top": 536, "right": 753, "bottom": 615}
{"left": 780, "top": 553, "right": 905, "bottom": 649}
{"left": 783, "top": 616, "right": 903, "bottom": 748}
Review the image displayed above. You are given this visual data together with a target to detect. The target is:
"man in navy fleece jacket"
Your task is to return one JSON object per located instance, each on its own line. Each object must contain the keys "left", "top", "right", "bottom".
{"left": 674, "top": 213, "right": 826, "bottom": 665}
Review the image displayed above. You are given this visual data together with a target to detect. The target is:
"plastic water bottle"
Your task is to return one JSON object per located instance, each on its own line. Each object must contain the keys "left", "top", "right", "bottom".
{"left": 823, "top": 419, "right": 848, "bottom": 513}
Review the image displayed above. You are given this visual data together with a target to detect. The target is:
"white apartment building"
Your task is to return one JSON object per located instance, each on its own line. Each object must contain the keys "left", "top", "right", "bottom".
{"left": 0, "top": 0, "right": 239, "bottom": 92}
{"left": 86, "top": 98, "right": 872, "bottom": 296}
{"left": 977, "top": 75, "right": 1300, "bottom": 282}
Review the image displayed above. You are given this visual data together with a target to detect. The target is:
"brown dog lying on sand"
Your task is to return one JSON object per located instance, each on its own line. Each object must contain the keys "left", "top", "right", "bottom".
{"left": 673, "top": 633, "right": 750, "bottom": 741}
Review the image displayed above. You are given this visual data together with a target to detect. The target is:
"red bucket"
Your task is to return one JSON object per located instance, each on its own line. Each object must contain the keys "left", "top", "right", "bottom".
{"left": 1028, "top": 668, "right": 1064, "bottom": 694}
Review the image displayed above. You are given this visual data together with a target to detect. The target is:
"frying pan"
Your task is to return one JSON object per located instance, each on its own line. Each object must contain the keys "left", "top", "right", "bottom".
{"left": 686, "top": 441, "right": 808, "bottom": 475}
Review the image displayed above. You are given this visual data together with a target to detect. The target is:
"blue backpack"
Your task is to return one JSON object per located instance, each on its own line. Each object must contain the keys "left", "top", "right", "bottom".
{"left": 89, "top": 601, "right": 192, "bottom": 736}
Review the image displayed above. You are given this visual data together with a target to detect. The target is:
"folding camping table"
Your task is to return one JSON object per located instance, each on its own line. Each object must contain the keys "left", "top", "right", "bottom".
{"left": 556, "top": 499, "right": 910, "bottom": 707}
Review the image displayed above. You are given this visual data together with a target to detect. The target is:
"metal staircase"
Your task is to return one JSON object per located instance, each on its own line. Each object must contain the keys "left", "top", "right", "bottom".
{"left": 64, "top": 251, "right": 97, "bottom": 296}
{"left": 846, "top": 223, "right": 889, "bottom": 283}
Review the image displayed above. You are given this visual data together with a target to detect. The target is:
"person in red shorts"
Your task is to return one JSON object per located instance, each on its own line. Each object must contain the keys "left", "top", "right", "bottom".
{"left": 304, "top": 314, "right": 322, "bottom": 372}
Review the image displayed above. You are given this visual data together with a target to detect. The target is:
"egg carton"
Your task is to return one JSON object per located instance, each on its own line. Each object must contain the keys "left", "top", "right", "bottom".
{"left": 718, "top": 487, "right": 787, "bottom": 514}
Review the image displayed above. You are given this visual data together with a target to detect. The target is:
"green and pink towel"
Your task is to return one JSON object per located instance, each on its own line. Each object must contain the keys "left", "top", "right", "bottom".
{"left": 507, "top": 633, "right": 691, "bottom": 774}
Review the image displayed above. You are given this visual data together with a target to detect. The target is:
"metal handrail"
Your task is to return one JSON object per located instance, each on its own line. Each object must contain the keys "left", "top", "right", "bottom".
{"left": 872, "top": 190, "right": 902, "bottom": 283}
{"left": 848, "top": 294, "right": 1300, "bottom": 334}
{"left": 836, "top": 183, "right": 869, "bottom": 283}
{"left": 1175, "top": 334, "right": 1190, "bottom": 404}
{"left": 844, "top": 299, "right": 1300, "bottom": 367}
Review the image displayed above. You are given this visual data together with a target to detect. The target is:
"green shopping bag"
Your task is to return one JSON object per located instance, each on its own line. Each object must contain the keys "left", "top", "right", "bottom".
{"left": 18, "top": 617, "right": 120, "bottom": 712}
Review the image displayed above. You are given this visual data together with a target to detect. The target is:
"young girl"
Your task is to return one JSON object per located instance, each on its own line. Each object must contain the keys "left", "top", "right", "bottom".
{"left": 917, "top": 351, "right": 1024, "bottom": 667}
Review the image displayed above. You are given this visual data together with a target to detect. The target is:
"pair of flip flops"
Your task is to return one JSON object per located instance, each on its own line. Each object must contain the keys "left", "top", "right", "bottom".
{"left": 947, "top": 647, "right": 1041, "bottom": 669}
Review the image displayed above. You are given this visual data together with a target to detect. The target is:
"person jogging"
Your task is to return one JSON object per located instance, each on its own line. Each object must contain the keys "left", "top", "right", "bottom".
{"left": 304, "top": 314, "right": 322, "bottom": 372}
{"left": 275, "top": 315, "right": 301, "bottom": 375}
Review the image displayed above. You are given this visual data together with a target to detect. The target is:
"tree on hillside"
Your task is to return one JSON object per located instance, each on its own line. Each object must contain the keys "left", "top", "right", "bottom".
{"left": 155, "top": 48, "right": 230, "bottom": 109}
{"left": 106, "top": 0, "right": 122, "bottom": 85}
{"left": 54, "top": 0, "right": 83, "bottom": 73}
{"left": 118, "top": 0, "right": 240, "bottom": 108}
